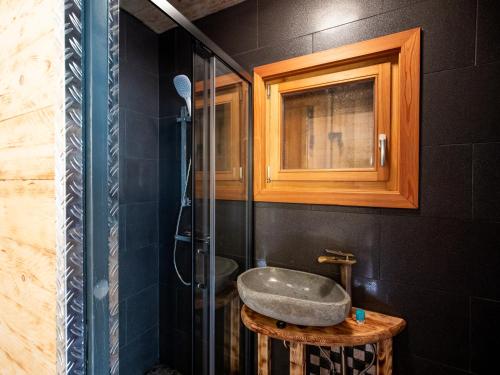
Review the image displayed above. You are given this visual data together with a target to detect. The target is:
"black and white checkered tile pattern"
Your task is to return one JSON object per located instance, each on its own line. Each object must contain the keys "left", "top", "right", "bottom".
{"left": 307, "top": 344, "right": 376, "bottom": 375}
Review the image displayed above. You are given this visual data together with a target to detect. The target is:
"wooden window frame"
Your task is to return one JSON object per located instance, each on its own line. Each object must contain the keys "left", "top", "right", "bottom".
{"left": 253, "top": 28, "right": 420, "bottom": 208}
{"left": 270, "top": 63, "right": 391, "bottom": 182}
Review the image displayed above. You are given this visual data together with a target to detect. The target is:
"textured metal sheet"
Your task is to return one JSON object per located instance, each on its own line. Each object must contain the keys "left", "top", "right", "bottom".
{"left": 107, "top": 0, "right": 120, "bottom": 373}
{"left": 57, "top": 0, "right": 85, "bottom": 374}
{"left": 57, "top": 0, "right": 121, "bottom": 373}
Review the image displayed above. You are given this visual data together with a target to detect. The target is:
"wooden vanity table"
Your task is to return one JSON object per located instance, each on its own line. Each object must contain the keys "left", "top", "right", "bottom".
{"left": 241, "top": 304, "right": 406, "bottom": 375}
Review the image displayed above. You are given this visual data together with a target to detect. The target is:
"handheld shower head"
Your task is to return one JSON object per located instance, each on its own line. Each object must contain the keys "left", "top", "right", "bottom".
{"left": 173, "top": 74, "right": 192, "bottom": 116}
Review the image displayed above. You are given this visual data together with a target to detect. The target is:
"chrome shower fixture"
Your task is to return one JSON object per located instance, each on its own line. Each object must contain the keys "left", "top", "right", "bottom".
{"left": 173, "top": 74, "right": 192, "bottom": 116}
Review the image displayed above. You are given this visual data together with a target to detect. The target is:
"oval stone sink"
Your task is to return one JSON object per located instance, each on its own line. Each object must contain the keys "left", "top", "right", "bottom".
{"left": 237, "top": 267, "right": 351, "bottom": 327}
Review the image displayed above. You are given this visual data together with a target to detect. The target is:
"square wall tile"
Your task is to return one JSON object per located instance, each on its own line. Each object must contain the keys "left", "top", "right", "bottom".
{"left": 119, "top": 327, "right": 159, "bottom": 375}
{"left": 126, "top": 285, "right": 159, "bottom": 342}
{"left": 120, "top": 158, "right": 158, "bottom": 204}
{"left": 123, "top": 11, "right": 159, "bottom": 75}
{"left": 120, "top": 61, "right": 159, "bottom": 116}
{"left": 353, "top": 279, "right": 469, "bottom": 369}
{"left": 313, "top": 0, "right": 476, "bottom": 73}
{"left": 120, "top": 245, "right": 158, "bottom": 299}
{"left": 471, "top": 222, "right": 500, "bottom": 300}
{"left": 420, "top": 145, "right": 472, "bottom": 219}
{"left": 472, "top": 62, "right": 500, "bottom": 143}
{"left": 422, "top": 67, "right": 474, "bottom": 146}
{"left": 471, "top": 297, "right": 500, "bottom": 374}
{"left": 124, "top": 110, "right": 158, "bottom": 160}
{"left": 124, "top": 201, "right": 158, "bottom": 250}
{"left": 476, "top": 0, "right": 500, "bottom": 65}
{"left": 259, "top": 0, "right": 383, "bottom": 47}
{"left": 196, "top": 0, "right": 258, "bottom": 55}
{"left": 473, "top": 143, "right": 500, "bottom": 222}
{"left": 380, "top": 215, "right": 470, "bottom": 293}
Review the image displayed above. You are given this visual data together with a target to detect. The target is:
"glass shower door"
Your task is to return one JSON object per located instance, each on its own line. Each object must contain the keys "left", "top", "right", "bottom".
{"left": 193, "top": 50, "right": 250, "bottom": 375}
{"left": 193, "top": 48, "right": 213, "bottom": 375}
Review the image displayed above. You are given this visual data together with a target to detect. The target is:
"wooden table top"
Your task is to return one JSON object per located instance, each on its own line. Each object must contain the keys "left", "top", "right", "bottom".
{"left": 241, "top": 304, "right": 406, "bottom": 346}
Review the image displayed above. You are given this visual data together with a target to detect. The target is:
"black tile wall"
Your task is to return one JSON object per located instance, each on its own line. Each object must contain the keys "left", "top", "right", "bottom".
{"left": 120, "top": 154, "right": 158, "bottom": 204}
{"left": 124, "top": 202, "right": 158, "bottom": 251}
{"left": 120, "top": 327, "right": 159, "bottom": 375}
{"left": 380, "top": 216, "right": 471, "bottom": 293}
{"left": 470, "top": 297, "right": 500, "bottom": 374}
{"left": 471, "top": 222, "right": 500, "bottom": 301}
{"left": 258, "top": 0, "right": 384, "bottom": 47}
{"left": 120, "top": 245, "right": 159, "bottom": 299}
{"left": 124, "top": 110, "right": 159, "bottom": 159}
{"left": 395, "top": 355, "right": 473, "bottom": 375}
{"left": 126, "top": 285, "right": 160, "bottom": 342}
{"left": 312, "top": 0, "right": 476, "bottom": 73}
{"left": 196, "top": 0, "right": 500, "bottom": 373}
{"left": 473, "top": 143, "right": 500, "bottom": 222}
{"left": 120, "top": 61, "right": 159, "bottom": 116}
{"left": 119, "top": 10, "right": 160, "bottom": 375}
{"left": 382, "top": 0, "right": 426, "bottom": 13}
{"left": 420, "top": 145, "right": 472, "bottom": 219}
{"left": 233, "top": 34, "right": 313, "bottom": 72}
{"left": 195, "top": 0, "right": 258, "bottom": 55}
{"left": 472, "top": 62, "right": 500, "bottom": 143}
{"left": 157, "top": 26, "right": 194, "bottom": 373}
{"left": 421, "top": 67, "right": 475, "bottom": 146}
{"left": 476, "top": 0, "right": 500, "bottom": 65}
{"left": 255, "top": 205, "right": 380, "bottom": 279}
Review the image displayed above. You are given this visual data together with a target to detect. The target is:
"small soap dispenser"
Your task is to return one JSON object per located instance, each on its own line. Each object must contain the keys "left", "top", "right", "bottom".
{"left": 355, "top": 308, "right": 366, "bottom": 325}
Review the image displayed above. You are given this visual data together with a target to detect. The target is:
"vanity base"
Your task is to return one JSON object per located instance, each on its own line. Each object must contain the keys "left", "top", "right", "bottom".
{"left": 241, "top": 304, "right": 405, "bottom": 375}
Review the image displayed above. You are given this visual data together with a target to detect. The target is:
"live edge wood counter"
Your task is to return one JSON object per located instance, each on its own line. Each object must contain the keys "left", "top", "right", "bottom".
{"left": 241, "top": 304, "right": 406, "bottom": 375}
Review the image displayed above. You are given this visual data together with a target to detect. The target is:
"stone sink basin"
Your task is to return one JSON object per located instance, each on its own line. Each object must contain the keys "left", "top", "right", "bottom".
{"left": 237, "top": 267, "right": 351, "bottom": 327}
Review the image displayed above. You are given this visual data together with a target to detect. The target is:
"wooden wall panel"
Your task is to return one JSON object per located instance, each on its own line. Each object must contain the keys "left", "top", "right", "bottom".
{"left": 0, "top": 32, "right": 60, "bottom": 122}
{"left": 0, "top": 0, "right": 55, "bottom": 60}
{"left": 0, "top": 0, "right": 61, "bottom": 373}
{"left": 0, "top": 107, "right": 55, "bottom": 180}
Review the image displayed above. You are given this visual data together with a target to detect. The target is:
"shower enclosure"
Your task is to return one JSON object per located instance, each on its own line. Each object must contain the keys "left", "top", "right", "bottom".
{"left": 85, "top": 1, "right": 253, "bottom": 374}
{"left": 191, "top": 50, "right": 252, "bottom": 375}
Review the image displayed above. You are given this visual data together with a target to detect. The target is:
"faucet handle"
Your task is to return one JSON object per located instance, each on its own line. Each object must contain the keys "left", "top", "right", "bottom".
{"left": 318, "top": 249, "right": 357, "bottom": 265}
{"left": 324, "top": 249, "right": 355, "bottom": 259}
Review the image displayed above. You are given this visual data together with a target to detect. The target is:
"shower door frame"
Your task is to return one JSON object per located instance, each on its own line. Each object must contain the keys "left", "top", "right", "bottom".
{"left": 192, "top": 50, "right": 254, "bottom": 375}
{"left": 83, "top": 0, "right": 120, "bottom": 374}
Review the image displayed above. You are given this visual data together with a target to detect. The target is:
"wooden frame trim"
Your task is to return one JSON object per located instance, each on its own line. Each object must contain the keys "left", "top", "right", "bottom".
{"left": 253, "top": 28, "right": 420, "bottom": 208}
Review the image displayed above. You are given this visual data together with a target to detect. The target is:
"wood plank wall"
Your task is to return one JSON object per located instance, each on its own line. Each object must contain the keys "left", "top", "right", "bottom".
{"left": 0, "top": 0, "right": 62, "bottom": 373}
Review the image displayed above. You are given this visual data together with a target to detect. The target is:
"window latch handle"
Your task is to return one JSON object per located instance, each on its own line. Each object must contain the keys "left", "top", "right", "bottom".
{"left": 379, "top": 134, "right": 387, "bottom": 167}
{"left": 266, "top": 165, "right": 271, "bottom": 183}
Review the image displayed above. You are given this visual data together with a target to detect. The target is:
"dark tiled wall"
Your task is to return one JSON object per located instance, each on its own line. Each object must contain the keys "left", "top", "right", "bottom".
{"left": 158, "top": 27, "right": 194, "bottom": 375}
{"left": 197, "top": 1, "right": 500, "bottom": 374}
{"left": 119, "top": 11, "right": 160, "bottom": 375}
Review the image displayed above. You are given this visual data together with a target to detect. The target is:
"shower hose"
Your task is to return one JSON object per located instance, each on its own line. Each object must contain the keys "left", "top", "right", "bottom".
{"left": 173, "top": 158, "right": 192, "bottom": 286}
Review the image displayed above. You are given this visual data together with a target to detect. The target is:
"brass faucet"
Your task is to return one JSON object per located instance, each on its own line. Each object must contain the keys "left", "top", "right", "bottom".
{"left": 318, "top": 249, "right": 356, "bottom": 297}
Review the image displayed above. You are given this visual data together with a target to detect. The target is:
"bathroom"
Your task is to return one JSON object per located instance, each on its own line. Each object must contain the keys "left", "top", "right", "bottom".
{"left": 0, "top": 0, "right": 498, "bottom": 375}
{"left": 117, "top": 1, "right": 499, "bottom": 373}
